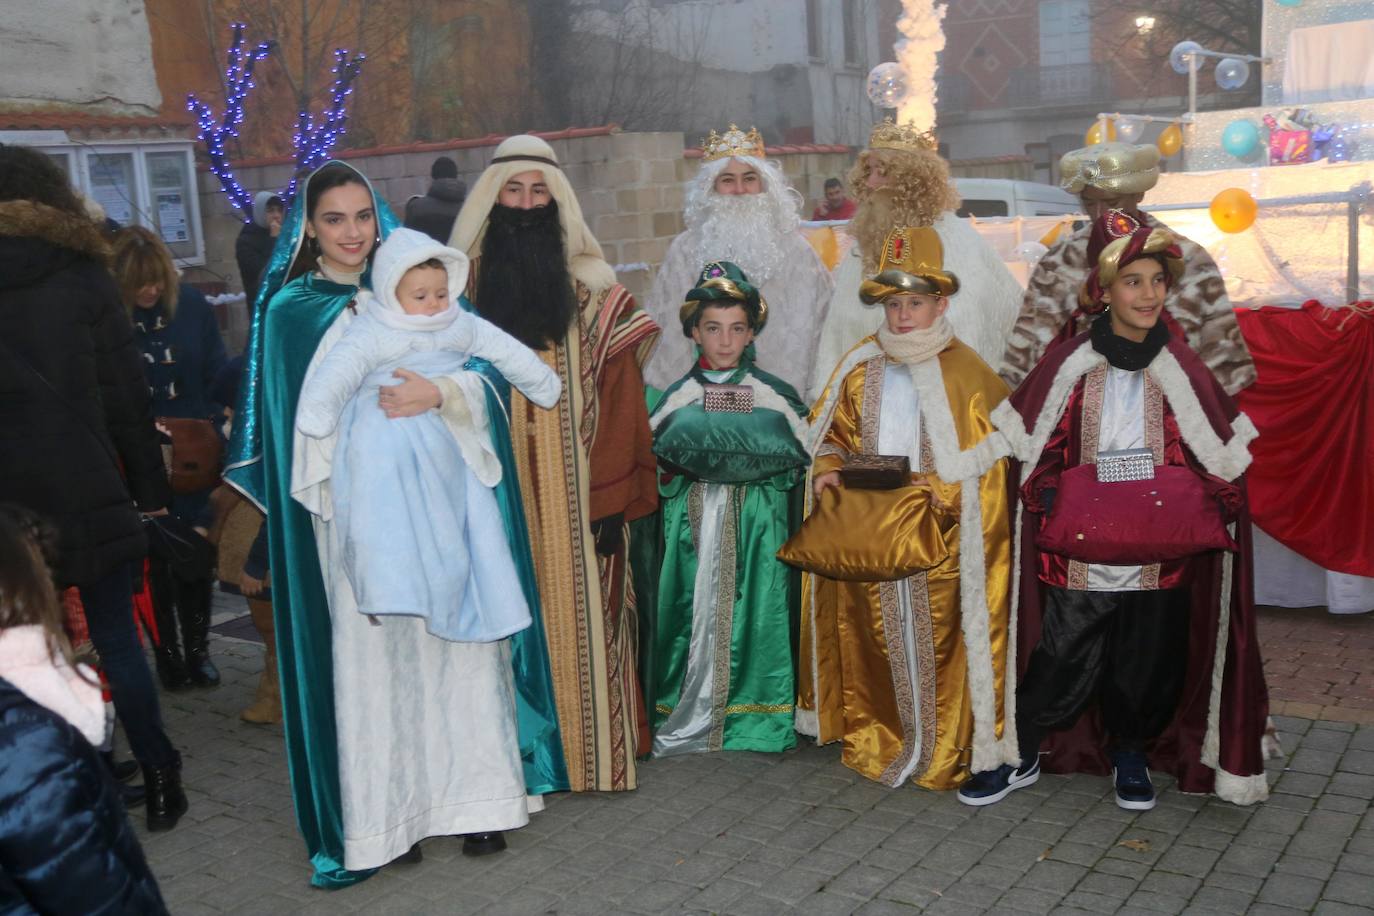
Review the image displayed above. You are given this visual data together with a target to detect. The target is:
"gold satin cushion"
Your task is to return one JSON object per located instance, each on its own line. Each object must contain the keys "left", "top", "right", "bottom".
{"left": 777, "top": 485, "right": 950, "bottom": 581}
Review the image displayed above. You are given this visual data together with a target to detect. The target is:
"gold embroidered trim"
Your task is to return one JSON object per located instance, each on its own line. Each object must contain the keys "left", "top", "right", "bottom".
{"left": 687, "top": 482, "right": 705, "bottom": 554}
{"left": 909, "top": 574, "right": 938, "bottom": 780}
{"left": 1141, "top": 563, "right": 1161, "bottom": 590}
{"left": 1069, "top": 365, "right": 1108, "bottom": 590}
{"left": 860, "top": 356, "right": 886, "bottom": 454}
{"left": 876, "top": 575, "right": 919, "bottom": 787}
{"left": 724, "top": 703, "right": 794, "bottom": 715}
{"left": 1144, "top": 372, "right": 1165, "bottom": 466}
{"left": 655, "top": 703, "right": 673, "bottom": 715}
{"left": 707, "top": 486, "right": 741, "bottom": 751}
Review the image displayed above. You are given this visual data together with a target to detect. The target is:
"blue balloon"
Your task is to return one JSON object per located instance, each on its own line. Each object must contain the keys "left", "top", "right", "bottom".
{"left": 1222, "top": 119, "right": 1260, "bottom": 158}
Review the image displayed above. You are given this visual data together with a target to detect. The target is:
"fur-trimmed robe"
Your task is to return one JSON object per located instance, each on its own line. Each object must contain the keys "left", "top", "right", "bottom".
{"left": 1000, "top": 212, "right": 1256, "bottom": 396}
{"left": 798, "top": 336, "right": 1019, "bottom": 787}
{"left": 992, "top": 332, "right": 1270, "bottom": 805}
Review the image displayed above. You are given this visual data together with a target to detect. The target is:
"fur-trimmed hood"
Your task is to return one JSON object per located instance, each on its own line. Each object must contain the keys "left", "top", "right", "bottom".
{"left": 0, "top": 200, "right": 112, "bottom": 290}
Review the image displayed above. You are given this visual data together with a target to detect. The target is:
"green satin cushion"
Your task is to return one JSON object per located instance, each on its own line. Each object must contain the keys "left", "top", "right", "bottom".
{"left": 653, "top": 403, "right": 808, "bottom": 484}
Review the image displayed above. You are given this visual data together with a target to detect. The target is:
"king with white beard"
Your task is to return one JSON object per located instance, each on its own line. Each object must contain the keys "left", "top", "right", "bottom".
{"left": 643, "top": 125, "right": 833, "bottom": 398}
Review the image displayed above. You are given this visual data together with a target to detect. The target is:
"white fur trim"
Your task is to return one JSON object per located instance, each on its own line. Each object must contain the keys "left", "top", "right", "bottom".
{"left": 1213, "top": 768, "right": 1270, "bottom": 806}
{"left": 794, "top": 707, "right": 819, "bottom": 738}
{"left": 1202, "top": 524, "right": 1235, "bottom": 772}
{"left": 991, "top": 399, "right": 1032, "bottom": 461}
{"left": 649, "top": 373, "right": 810, "bottom": 444}
{"left": 907, "top": 357, "right": 1012, "bottom": 482}
{"left": 807, "top": 340, "right": 884, "bottom": 456}
{"left": 1145, "top": 348, "right": 1256, "bottom": 482}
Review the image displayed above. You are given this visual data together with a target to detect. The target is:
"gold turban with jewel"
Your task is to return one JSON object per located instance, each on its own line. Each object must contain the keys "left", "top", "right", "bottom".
{"left": 859, "top": 226, "right": 960, "bottom": 305}
{"left": 1059, "top": 142, "right": 1161, "bottom": 195}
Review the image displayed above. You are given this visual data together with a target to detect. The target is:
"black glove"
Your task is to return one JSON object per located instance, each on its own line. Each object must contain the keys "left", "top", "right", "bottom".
{"left": 590, "top": 512, "right": 625, "bottom": 556}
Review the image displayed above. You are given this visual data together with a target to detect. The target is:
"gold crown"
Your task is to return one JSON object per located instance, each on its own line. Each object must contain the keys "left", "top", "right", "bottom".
{"left": 868, "top": 117, "right": 939, "bottom": 153}
{"left": 701, "top": 124, "right": 766, "bottom": 162}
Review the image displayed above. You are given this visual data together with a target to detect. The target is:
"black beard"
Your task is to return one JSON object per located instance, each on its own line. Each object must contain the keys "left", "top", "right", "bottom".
{"left": 474, "top": 200, "right": 577, "bottom": 350}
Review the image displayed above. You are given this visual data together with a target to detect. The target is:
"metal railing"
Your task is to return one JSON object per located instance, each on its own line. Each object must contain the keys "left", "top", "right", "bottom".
{"left": 1006, "top": 63, "right": 1113, "bottom": 108}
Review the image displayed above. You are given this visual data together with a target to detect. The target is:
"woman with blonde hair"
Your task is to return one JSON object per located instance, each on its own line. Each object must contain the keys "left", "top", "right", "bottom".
{"left": 111, "top": 225, "right": 228, "bottom": 689}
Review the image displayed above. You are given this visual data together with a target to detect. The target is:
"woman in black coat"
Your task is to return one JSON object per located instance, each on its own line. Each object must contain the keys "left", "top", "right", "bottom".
{"left": 0, "top": 144, "right": 187, "bottom": 832}
{"left": 112, "top": 226, "right": 228, "bottom": 690}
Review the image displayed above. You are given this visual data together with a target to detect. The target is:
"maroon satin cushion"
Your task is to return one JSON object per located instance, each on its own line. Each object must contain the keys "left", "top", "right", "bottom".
{"left": 1037, "top": 464, "right": 1238, "bottom": 564}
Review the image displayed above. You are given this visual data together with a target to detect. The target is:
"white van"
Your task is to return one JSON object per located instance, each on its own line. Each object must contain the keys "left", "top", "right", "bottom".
{"left": 954, "top": 178, "right": 1080, "bottom": 218}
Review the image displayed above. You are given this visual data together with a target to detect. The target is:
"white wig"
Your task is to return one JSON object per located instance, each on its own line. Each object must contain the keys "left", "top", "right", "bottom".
{"left": 680, "top": 155, "right": 804, "bottom": 285}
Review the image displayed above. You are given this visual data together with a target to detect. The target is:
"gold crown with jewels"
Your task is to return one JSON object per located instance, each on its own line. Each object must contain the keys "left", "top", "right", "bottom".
{"left": 701, "top": 124, "right": 766, "bottom": 162}
{"left": 868, "top": 117, "right": 939, "bottom": 153}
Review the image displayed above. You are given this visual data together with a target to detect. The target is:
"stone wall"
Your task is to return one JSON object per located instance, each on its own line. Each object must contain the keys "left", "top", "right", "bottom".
{"left": 187, "top": 130, "right": 855, "bottom": 351}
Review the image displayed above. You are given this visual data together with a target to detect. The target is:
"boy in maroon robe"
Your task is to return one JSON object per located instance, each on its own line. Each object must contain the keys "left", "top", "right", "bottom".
{"left": 959, "top": 210, "right": 1270, "bottom": 810}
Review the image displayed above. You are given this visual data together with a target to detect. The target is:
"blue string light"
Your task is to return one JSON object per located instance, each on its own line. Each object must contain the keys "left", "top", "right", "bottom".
{"left": 283, "top": 48, "right": 366, "bottom": 205}
{"left": 186, "top": 22, "right": 274, "bottom": 222}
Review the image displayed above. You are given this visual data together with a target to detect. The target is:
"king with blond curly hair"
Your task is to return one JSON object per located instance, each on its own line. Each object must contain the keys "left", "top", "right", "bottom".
{"left": 811, "top": 120, "right": 1024, "bottom": 395}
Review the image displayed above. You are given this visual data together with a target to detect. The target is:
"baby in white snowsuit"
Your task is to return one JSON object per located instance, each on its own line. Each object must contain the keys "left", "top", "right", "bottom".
{"left": 295, "top": 227, "right": 560, "bottom": 642}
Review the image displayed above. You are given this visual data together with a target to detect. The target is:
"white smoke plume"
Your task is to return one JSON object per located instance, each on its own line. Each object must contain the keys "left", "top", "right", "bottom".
{"left": 895, "top": 0, "right": 948, "bottom": 131}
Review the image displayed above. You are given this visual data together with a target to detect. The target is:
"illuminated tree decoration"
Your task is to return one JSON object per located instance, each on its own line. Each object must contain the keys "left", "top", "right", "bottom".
{"left": 186, "top": 23, "right": 274, "bottom": 222}
{"left": 284, "top": 48, "right": 367, "bottom": 205}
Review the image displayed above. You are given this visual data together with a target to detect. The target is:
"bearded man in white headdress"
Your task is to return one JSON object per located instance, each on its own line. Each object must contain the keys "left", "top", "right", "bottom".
{"left": 811, "top": 120, "right": 1024, "bottom": 395}
{"left": 643, "top": 125, "right": 833, "bottom": 399}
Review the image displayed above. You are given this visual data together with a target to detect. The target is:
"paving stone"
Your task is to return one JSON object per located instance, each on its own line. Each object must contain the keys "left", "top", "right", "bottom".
{"left": 1124, "top": 889, "right": 1191, "bottom": 913}
{"left": 1273, "top": 853, "right": 1336, "bottom": 881}
{"left": 1074, "top": 870, "right": 1138, "bottom": 899}
{"left": 918, "top": 841, "right": 986, "bottom": 877}
{"left": 1256, "top": 872, "right": 1326, "bottom": 909}
{"left": 1187, "top": 886, "right": 1255, "bottom": 915}
{"left": 942, "top": 878, "right": 1006, "bottom": 908}
{"left": 794, "top": 891, "right": 864, "bottom": 915}
{"left": 854, "top": 901, "right": 924, "bottom": 915}
{"left": 1043, "top": 842, "right": 1102, "bottom": 868}
{"left": 1214, "top": 841, "right": 1282, "bottom": 878}
{"left": 1060, "top": 890, "right": 1127, "bottom": 912}
{"left": 725, "top": 892, "right": 795, "bottom": 916}
{"left": 1155, "top": 843, "right": 1221, "bottom": 878}
{"left": 825, "top": 863, "right": 900, "bottom": 899}
{"left": 1314, "top": 903, "right": 1374, "bottom": 916}
{"left": 1019, "top": 860, "right": 1089, "bottom": 895}
{"left": 990, "top": 886, "right": 1062, "bottom": 912}
{"left": 1337, "top": 749, "right": 1374, "bottom": 775}
{"left": 1322, "top": 869, "right": 1374, "bottom": 907}
{"left": 755, "top": 867, "right": 828, "bottom": 905}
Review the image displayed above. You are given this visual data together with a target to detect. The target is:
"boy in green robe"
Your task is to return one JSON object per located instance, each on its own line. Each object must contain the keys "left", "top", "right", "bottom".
{"left": 647, "top": 261, "right": 810, "bottom": 755}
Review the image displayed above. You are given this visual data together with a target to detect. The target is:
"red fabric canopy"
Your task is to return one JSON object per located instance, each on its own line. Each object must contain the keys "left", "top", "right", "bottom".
{"left": 1234, "top": 301, "right": 1374, "bottom": 577}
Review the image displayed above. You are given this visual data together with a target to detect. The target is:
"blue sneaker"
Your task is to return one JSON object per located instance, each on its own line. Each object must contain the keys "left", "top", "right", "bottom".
{"left": 1111, "top": 751, "right": 1156, "bottom": 811}
{"left": 957, "top": 759, "right": 1040, "bottom": 807}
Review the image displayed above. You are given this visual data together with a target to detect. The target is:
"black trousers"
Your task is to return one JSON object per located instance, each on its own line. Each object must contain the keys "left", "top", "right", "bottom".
{"left": 1016, "top": 586, "right": 1190, "bottom": 762}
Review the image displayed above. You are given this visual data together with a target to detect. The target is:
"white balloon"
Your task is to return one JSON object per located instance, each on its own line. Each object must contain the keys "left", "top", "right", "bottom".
{"left": 1169, "top": 40, "right": 1205, "bottom": 75}
{"left": 1116, "top": 116, "right": 1144, "bottom": 143}
{"left": 1013, "top": 241, "right": 1049, "bottom": 264}
{"left": 1215, "top": 58, "right": 1251, "bottom": 91}
{"left": 866, "top": 62, "right": 909, "bottom": 109}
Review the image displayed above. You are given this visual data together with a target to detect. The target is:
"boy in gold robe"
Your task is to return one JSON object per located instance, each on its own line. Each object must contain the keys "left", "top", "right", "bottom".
{"left": 794, "top": 226, "right": 1019, "bottom": 789}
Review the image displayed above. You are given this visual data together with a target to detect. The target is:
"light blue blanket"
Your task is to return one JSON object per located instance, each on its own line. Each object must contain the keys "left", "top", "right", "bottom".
{"left": 329, "top": 347, "right": 531, "bottom": 642}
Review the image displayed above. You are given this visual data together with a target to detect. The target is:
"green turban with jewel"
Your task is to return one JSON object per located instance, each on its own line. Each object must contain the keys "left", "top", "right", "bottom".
{"left": 679, "top": 260, "right": 769, "bottom": 337}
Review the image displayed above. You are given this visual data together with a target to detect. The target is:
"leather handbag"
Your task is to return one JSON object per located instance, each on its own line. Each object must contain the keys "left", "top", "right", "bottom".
{"left": 157, "top": 417, "right": 224, "bottom": 495}
{"left": 777, "top": 484, "right": 949, "bottom": 581}
{"left": 1036, "top": 463, "right": 1238, "bottom": 564}
{"left": 839, "top": 454, "right": 911, "bottom": 490}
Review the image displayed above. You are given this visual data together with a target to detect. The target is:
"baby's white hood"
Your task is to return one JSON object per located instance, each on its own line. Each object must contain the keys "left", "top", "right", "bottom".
{"left": 366, "top": 226, "right": 471, "bottom": 330}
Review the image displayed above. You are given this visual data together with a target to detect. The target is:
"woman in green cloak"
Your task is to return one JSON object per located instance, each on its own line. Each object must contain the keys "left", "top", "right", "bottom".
{"left": 225, "top": 161, "right": 565, "bottom": 888}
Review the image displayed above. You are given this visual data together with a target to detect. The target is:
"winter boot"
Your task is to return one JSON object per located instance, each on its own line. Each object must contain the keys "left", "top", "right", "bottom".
{"left": 143, "top": 753, "right": 188, "bottom": 832}
{"left": 149, "top": 566, "right": 191, "bottom": 692}
{"left": 240, "top": 598, "right": 281, "bottom": 724}
{"left": 178, "top": 578, "right": 221, "bottom": 688}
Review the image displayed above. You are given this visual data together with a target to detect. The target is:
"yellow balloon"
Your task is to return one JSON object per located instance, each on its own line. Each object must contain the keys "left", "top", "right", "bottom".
{"left": 1085, "top": 120, "right": 1118, "bottom": 145}
{"left": 1157, "top": 123, "right": 1184, "bottom": 157}
{"left": 1210, "top": 188, "right": 1258, "bottom": 234}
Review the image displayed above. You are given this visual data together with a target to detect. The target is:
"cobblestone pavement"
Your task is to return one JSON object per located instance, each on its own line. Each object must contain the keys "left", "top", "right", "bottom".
{"left": 1259, "top": 607, "right": 1374, "bottom": 725}
{"left": 131, "top": 596, "right": 1374, "bottom": 915}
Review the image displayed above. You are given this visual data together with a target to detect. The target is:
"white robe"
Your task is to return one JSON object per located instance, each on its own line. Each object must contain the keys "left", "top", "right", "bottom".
{"left": 643, "top": 229, "right": 834, "bottom": 400}
{"left": 290, "top": 310, "right": 538, "bottom": 871}
{"left": 810, "top": 213, "right": 1024, "bottom": 397}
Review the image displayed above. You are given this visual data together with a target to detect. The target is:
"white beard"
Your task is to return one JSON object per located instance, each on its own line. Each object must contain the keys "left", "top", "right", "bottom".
{"left": 682, "top": 193, "right": 790, "bottom": 286}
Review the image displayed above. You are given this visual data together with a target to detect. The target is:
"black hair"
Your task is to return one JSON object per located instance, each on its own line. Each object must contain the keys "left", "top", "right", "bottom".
{"left": 824, "top": 177, "right": 843, "bottom": 191}
{"left": 286, "top": 163, "right": 375, "bottom": 282}
{"left": 432, "top": 156, "right": 459, "bottom": 180}
{"left": 0, "top": 144, "right": 85, "bottom": 214}
{"left": 0, "top": 503, "right": 85, "bottom": 675}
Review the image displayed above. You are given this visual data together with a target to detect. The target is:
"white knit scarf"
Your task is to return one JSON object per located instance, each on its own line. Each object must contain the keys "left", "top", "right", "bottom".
{"left": 876, "top": 315, "right": 954, "bottom": 365}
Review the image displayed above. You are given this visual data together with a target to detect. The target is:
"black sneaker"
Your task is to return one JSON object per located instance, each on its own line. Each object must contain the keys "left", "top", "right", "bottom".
{"left": 1111, "top": 751, "right": 1156, "bottom": 811}
{"left": 957, "top": 759, "right": 1040, "bottom": 807}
